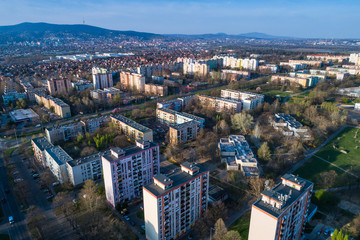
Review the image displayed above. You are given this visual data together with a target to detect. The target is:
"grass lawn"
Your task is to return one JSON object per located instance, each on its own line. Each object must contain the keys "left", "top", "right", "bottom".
{"left": 136, "top": 209, "right": 144, "bottom": 220}
{"left": 261, "top": 90, "right": 291, "bottom": 97}
{"left": 229, "top": 211, "right": 251, "bottom": 240}
{"left": 294, "top": 127, "right": 360, "bottom": 188}
{"left": 0, "top": 234, "right": 11, "bottom": 240}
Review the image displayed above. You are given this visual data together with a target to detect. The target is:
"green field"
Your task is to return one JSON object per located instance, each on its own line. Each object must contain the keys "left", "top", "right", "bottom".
{"left": 229, "top": 212, "right": 250, "bottom": 240}
{"left": 295, "top": 127, "right": 360, "bottom": 189}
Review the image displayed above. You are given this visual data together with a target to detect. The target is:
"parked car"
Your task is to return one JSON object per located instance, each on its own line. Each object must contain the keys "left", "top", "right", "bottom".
{"left": 124, "top": 215, "right": 130, "bottom": 221}
{"left": 46, "top": 194, "right": 54, "bottom": 200}
{"left": 141, "top": 225, "right": 145, "bottom": 230}
{"left": 14, "top": 178, "right": 23, "bottom": 183}
{"left": 130, "top": 220, "right": 135, "bottom": 226}
{"left": 43, "top": 189, "right": 49, "bottom": 193}
{"left": 12, "top": 171, "right": 19, "bottom": 175}
{"left": 32, "top": 174, "right": 39, "bottom": 179}
{"left": 8, "top": 216, "right": 14, "bottom": 224}
{"left": 35, "top": 124, "right": 41, "bottom": 127}
{"left": 52, "top": 182, "right": 60, "bottom": 187}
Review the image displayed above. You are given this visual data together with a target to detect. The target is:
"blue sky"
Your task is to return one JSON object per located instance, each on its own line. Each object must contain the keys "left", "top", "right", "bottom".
{"left": 0, "top": 0, "right": 359, "bottom": 38}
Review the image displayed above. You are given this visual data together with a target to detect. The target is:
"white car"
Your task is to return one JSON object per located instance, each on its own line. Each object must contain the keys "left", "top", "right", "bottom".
{"left": 14, "top": 178, "right": 23, "bottom": 183}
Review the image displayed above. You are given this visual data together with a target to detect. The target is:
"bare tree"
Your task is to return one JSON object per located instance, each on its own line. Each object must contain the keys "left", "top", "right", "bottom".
{"left": 213, "top": 218, "right": 227, "bottom": 240}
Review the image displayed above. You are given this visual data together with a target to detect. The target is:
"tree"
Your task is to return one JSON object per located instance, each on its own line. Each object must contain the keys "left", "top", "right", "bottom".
{"left": 224, "top": 230, "right": 242, "bottom": 240}
{"left": 26, "top": 205, "right": 45, "bottom": 239}
{"left": 80, "top": 146, "right": 97, "bottom": 157}
{"left": 80, "top": 180, "right": 101, "bottom": 214}
{"left": 249, "top": 178, "right": 274, "bottom": 197}
{"left": 213, "top": 218, "right": 227, "bottom": 240}
{"left": 318, "top": 170, "right": 338, "bottom": 189}
{"left": 253, "top": 122, "right": 261, "bottom": 139}
{"left": 257, "top": 142, "right": 271, "bottom": 161}
{"left": 214, "top": 120, "right": 230, "bottom": 136}
{"left": 231, "top": 112, "right": 254, "bottom": 134}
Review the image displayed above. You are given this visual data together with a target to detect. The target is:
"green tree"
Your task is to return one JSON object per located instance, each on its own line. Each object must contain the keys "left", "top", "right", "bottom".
{"left": 224, "top": 230, "right": 242, "bottom": 240}
{"left": 77, "top": 135, "right": 84, "bottom": 144}
{"left": 231, "top": 112, "right": 254, "bottom": 133}
{"left": 257, "top": 142, "right": 271, "bottom": 161}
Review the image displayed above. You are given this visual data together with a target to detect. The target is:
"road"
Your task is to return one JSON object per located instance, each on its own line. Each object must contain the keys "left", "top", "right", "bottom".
{"left": 0, "top": 157, "right": 30, "bottom": 240}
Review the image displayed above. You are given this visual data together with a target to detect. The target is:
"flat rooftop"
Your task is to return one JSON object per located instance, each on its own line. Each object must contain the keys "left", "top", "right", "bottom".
{"left": 45, "top": 146, "right": 73, "bottom": 166}
{"left": 32, "top": 137, "right": 53, "bottom": 151}
{"left": 144, "top": 164, "right": 208, "bottom": 197}
{"left": 253, "top": 175, "right": 313, "bottom": 218}
{"left": 102, "top": 142, "right": 158, "bottom": 162}
{"left": 67, "top": 150, "right": 110, "bottom": 167}
{"left": 157, "top": 108, "right": 204, "bottom": 122}
{"left": 111, "top": 114, "right": 152, "bottom": 133}
{"left": 10, "top": 109, "right": 39, "bottom": 121}
{"left": 169, "top": 120, "right": 200, "bottom": 130}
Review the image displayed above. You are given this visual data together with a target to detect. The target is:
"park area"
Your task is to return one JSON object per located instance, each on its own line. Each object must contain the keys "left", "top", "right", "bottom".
{"left": 295, "top": 127, "right": 360, "bottom": 189}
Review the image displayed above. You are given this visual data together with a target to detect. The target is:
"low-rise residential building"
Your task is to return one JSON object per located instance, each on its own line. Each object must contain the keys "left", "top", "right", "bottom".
{"left": 248, "top": 174, "right": 314, "bottom": 240}
{"left": 20, "top": 80, "right": 47, "bottom": 101}
{"left": 144, "top": 84, "right": 168, "bottom": 96}
{"left": 221, "top": 89, "right": 264, "bottom": 110}
{"left": 67, "top": 150, "right": 110, "bottom": 186}
{"left": 102, "top": 141, "right": 160, "bottom": 207}
{"left": 157, "top": 99, "right": 183, "bottom": 111}
{"left": 307, "top": 54, "right": 349, "bottom": 62}
{"left": 280, "top": 62, "right": 308, "bottom": 71}
{"left": 338, "top": 87, "right": 360, "bottom": 98}
{"left": 271, "top": 75, "right": 318, "bottom": 88}
{"left": 44, "top": 146, "right": 73, "bottom": 183}
{"left": 143, "top": 162, "right": 209, "bottom": 240}
{"left": 355, "top": 103, "right": 360, "bottom": 111}
{"left": 208, "top": 185, "right": 228, "bottom": 204}
{"left": 35, "top": 93, "right": 71, "bottom": 118}
{"left": 80, "top": 116, "right": 111, "bottom": 133}
{"left": 350, "top": 53, "right": 360, "bottom": 65}
{"left": 47, "top": 78, "right": 72, "bottom": 95}
{"left": 197, "top": 95, "right": 242, "bottom": 113}
{"left": 91, "top": 87, "right": 123, "bottom": 100}
{"left": 32, "top": 137, "right": 54, "bottom": 167}
{"left": 218, "top": 69, "right": 251, "bottom": 81}
{"left": 2, "top": 91, "right": 26, "bottom": 105}
{"left": 45, "top": 123, "right": 84, "bottom": 144}
{"left": 9, "top": 109, "right": 40, "bottom": 123}
{"left": 271, "top": 113, "right": 311, "bottom": 140}
{"left": 111, "top": 115, "right": 153, "bottom": 142}
{"left": 156, "top": 108, "right": 205, "bottom": 128}
{"left": 218, "top": 135, "right": 259, "bottom": 176}
{"left": 258, "top": 64, "right": 279, "bottom": 73}
{"left": 288, "top": 60, "right": 323, "bottom": 67}
{"left": 71, "top": 80, "right": 93, "bottom": 92}
{"left": 169, "top": 120, "right": 201, "bottom": 144}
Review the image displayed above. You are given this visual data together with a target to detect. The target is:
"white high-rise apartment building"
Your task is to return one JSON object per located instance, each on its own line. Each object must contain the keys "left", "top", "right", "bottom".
{"left": 248, "top": 174, "right": 314, "bottom": 240}
{"left": 92, "top": 67, "right": 113, "bottom": 89}
{"left": 143, "top": 162, "right": 209, "bottom": 240}
{"left": 102, "top": 141, "right": 160, "bottom": 207}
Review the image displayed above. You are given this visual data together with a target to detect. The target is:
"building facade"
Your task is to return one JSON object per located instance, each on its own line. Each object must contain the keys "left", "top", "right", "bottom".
{"left": 144, "top": 84, "right": 168, "bottom": 96}
{"left": 221, "top": 89, "right": 264, "bottom": 110}
{"left": 271, "top": 113, "right": 311, "bottom": 140}
{"left": 156, "top": 108, "right": 205, "bottom": 128}
{"left": 169, "top": 121, "right": 201, "bottom": 145}
{"left": 120, "top": 72, "right": 145, "bottom": 92}
{"left": 102, "top": 141, "right": 160, "bottom": 207}
{"left": 92, "top": 67, "right": 113, "bottom": 90}
{"left": 197, "top": 95, "right": 242, "bottom": 113}
{"left": 44, "top": 146, "right": 73, "bottom": 183}
{"left": 111, "top": 115, "right": 153, "bottom": 142}
{"left": 32, "top": 137, "right": 54, "bottom": 167}
{"left": 248, "top": 174, "right": 314, "bottom": 240}
{"left": 47, "top": 78, "right": 71, "bottom": 95}
{"left": 35, "top": 93, "right": 71, "bottom": 118}
{"left": 143, "top": 162, "right": 209, "bottom": 240}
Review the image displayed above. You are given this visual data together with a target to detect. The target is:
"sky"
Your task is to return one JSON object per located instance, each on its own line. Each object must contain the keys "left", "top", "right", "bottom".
{"left": 0, "top": 0, "right": 359, "bottom": 38}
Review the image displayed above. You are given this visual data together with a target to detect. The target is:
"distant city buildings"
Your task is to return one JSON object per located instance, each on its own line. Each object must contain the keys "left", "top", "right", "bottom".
{"left": 216, "top": 69, "right": 251, "bottom": 81}
{"left": 271, "top": 113, "right": 311, "bottom": 140}
{"left": 35, "top": 93, "right": 71, "bottom": 118}
{"left": 307, "top": 54, "right": 349, "bottom": 62}
{"left": 111, "top": 115, "right": 153, "bottom": 142}
{"left": 92, "top": 67, "right": 113, "bottom": 90}
{"left": 248, "top": 174, "right": 314, "bottom": 240}
{"left": 47, "top": 78, "right": 71, "bottom": 95}
{"left": 102, "top": 141, "right": 160, "bottom": 207}
{"left": 143, "top": 162, "right": 209, "bottom": 240}
{"left": 221, "top": 89, "right": 264, "bottom": 110}
{"left": 218, "top": 135, "right": 259, "bottom": 176}
{"left": 178, "top": 58, "right": 217, "bottom": 76}
{"left": 349, "top": 53, "right": 360, "bottom": 65}
{"left": 213, "top": 55, "right": 259, "bottom": 71}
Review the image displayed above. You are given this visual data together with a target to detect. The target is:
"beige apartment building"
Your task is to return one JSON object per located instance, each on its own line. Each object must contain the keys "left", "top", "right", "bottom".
{"left": 197, "top": 95, "right": 242, "bottom": 113}
{"left": 47, "top": 78, "right": 72, "bottom": 95}
{"left": 35, "top": 93, "right": 71, "bottom": 118}
{"left": 111, "top": 114, "right": 153, "bottom": 142}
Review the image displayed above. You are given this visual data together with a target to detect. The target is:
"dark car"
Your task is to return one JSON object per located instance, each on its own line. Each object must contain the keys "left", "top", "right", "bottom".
{"left": 130, "top": 220, "right": 135, "bottom": 226}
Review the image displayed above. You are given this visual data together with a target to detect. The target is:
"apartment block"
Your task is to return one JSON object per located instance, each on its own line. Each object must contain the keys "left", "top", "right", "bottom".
{"left": 288, "top": 60, "right": 323, "bottom": 67}
{"left": 71, "top": 80, "right": 93, "bottom": 92}
{"left": 35, "top": 93, "right": 71, "bottom": 118}
{"left": 47, "top": 78, "right": 71, "bottom": 95}
{"left": 221, "top": 89, "right": 264, "bottom": 110}
{"left": 197, "top": 95, "right": 242, "bottom": 113}
{"left": 111, "top": 115, "right": 153, "bottom": 142}
{"left": 307, "top": 54, "right": 349, "bottom": 62}
{"left": 91, "top": 87, "right": 123, "bottom": 100}
{"left": 258, "top": 64, "right": 279, "bottom": 73}
{"left": 44, "top": 146, "right": 73, "bottom": 183}
{"left": 143, "top": 162, "right": 209, "bottom": 240}
{"left": 248, "top": 174, "right": 314, "bottom": 240}
{"left": 218, "top": 135, "right": 259, "bottom": 176}
{"left": 67, "top": 150, "right": 110, "bottom": 186}
{"left": 218, "top": 69, "right": 251, "bottom": 81}
{"left": 120, "top": 72, "right": 145, "bottom": 92}
{"left": 92, "top": 67, "right": 113, "bottom": 90}
{"left": 102, "top": 141, "right": 160, "bottom": 207}
{"left": 31, "top": 137, "right": 54, "bottom": 167}
{"left": 271, "top": 75, "right": 318, "bottom": 88}
{"left": 145, "top": 84, "right": 168, "bottom": 96}
{"left": 350, "top": 53, "right": 360, "bottom": 65}
{"left": 80, "top": 116, "right": 111, "bottom": 133}
{"left": 169, "top": 121, "right": 201, "bottom": 145}
{"left": 271, "top": 113, "right": 311, "bottom": 140}
{"left": 2, "top": 91, "right": 26, "bottom": 105}
{"left": 45, "top": 123, "right": 84, "bottom": 144}
{"left": 156, "top": 108, "right": 205, "bottom": 128}
{"left": 157, "top": 99, "right": 183, "bottom": 111}
{"left": 20, "top": 80, "right": 47, "bottom": 101}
